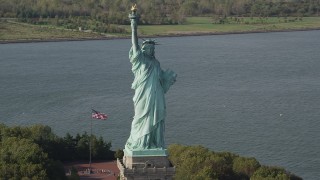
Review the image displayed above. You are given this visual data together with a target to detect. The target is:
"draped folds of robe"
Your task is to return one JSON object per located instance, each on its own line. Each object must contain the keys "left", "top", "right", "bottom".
{"left": 125, "top": 46, "right": 177, "bottom": 150}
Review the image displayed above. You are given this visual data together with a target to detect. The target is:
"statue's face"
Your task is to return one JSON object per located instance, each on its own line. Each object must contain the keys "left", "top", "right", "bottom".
{"left": 142, "top": 44, "right": 155, "bottom": 57}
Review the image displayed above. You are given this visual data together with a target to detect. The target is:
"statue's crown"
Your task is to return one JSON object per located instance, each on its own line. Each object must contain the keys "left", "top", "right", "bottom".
{"left": 142, "top": 39, "right": 158, "bottom": 45}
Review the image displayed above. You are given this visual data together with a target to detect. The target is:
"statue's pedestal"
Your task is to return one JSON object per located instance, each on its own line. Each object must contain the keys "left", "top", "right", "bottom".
{"left": 117, "top": 149, "right": 175, "bottom": 180}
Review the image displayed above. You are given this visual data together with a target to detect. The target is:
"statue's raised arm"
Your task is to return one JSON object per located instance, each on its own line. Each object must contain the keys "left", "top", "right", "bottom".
{"left": 129, "top": 4, "right": 139, "bottom": 54}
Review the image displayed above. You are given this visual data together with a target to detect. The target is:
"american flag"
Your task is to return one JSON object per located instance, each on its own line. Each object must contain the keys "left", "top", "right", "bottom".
{"left": 91, "top": 109, "right": 108, "bottom": 120}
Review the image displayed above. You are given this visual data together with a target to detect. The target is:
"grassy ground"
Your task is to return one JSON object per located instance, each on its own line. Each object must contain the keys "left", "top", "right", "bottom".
{"left": 131, "top": 17, "right": 320, "bottom": 36}
{"left": 0, "top": 20, "right": 108, "bottom": 43}
{"left": 1, "top": 17, "right": 320, "bottom": 43}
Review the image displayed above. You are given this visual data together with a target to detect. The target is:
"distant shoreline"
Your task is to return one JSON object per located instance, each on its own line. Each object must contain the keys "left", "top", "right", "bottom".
{"left": 1, "top": 27, "right": 320, "bottom": 44}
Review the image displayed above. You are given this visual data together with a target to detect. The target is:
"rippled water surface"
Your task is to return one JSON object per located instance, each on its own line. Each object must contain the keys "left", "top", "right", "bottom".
{"left": 1, "top": 30, "right": 320, "bottom": 179}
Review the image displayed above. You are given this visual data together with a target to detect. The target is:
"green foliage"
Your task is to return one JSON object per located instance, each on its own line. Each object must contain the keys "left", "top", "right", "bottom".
{"left": 233, "top": 156, "right": 261, "bottom": 179}
{"left": 251, "top": 166, "right": 303, "bottom": 180}
{"left": 0, "top": 123, "right": 115, "bottom": 179}
{"left": 1, "top": 0, "right": 319, "bottom": 27}
{"left": 45, "top": 159, "right": 68, "bottom": 180}
{"left": 114, "top": 149, "right": 124, "bottom": 159}
{"left": 168, "top": 144, "right": 302, "bottom": 180}
{"left": 251, "top": 166, "right": 291, "bottom": 180}
{"left": 1, "top": 123, "right": 113, "bottom": 161}
{"left": 68, "top": 167, "right": 80, "bottom": 180}
{"left": 168, "top": 144, "right": 238, "bottom": 180}
{"left": 0, "top": 124, "right": 67, "bottom": 180}
{"left": 0, "top": 137, "right": 48, "bottom": 179}
{"left": 64, "top": 132, "right": 114, "bottom": 161}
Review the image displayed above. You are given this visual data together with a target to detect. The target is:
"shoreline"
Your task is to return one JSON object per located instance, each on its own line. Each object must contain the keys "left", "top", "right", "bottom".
{"left": 1, "top": 27, "right": 320, "bottom": 44}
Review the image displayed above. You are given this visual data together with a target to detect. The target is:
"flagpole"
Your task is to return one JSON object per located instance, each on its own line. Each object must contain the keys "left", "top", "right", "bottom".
{"left": 89, "top": 108, "right": 107, "bottom": 174}
{"left": 89, "top": 114, "right": 92, "bottom": 174}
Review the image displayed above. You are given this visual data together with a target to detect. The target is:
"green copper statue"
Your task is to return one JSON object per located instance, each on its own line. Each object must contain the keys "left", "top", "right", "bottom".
{"left": 125, "top": 5, "right": 177, "bottom": 151}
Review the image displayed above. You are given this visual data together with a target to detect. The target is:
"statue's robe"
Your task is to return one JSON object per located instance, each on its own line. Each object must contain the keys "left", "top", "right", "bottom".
{"left": 125, "top": 46, "right": 176, "bottom": 150}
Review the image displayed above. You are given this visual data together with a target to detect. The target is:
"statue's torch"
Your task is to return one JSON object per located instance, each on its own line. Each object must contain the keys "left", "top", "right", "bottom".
{"left": 129, "top": 4, "right": 138, "bottom": 19}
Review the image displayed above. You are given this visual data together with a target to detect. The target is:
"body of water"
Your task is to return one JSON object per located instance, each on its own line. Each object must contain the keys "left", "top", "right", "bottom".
{"left": 1, "top": 30, "right": 320, "bottom": 179}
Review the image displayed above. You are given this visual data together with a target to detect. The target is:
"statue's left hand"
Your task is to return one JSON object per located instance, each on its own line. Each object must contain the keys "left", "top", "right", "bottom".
{"left": 170, "top": 73, "right": 177, "bottom": 85}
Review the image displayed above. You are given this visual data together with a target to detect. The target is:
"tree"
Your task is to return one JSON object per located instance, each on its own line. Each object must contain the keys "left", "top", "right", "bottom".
{"left": 251, "top": 166, "right": 302, "bottom": 180}
{"left": 168, "top": 144, "right": 301, "bottom": 180}
{"left": 114, "top": 149, "right": 124, "bottom": 159}
{"left": 180, "top": 0, "right": 199, "bottom": 16}
{"left": 0, "top": 123, "right": 115, "bottom": 179}
{"left": 92, "top": 136, "right": 113, "bottom": 159}
{"left": 168, "top": 144, "right": 237, "bottom": 180}
{"left": 45, "top": 159, "right": 68, "bottom": 180}
{"left": 0, "top": 137, "right": 48, "bottom": 179}
{"left": 63, "top": 133, "right": 77, "bottom": 161}
{"left": 0, "top": 124, "right": 67, "bottom": 180}
{"left": 233, "top": 156, "right": 261, "bottom": 179}
{"left": 68, "top": 166, "right": 80, "bottom": 180}
{"left": 76, "top": 133, "right": 90, "bottom": 159}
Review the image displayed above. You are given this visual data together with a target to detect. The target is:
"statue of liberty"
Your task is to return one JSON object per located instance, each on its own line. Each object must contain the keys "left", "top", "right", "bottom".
{"left": 125, "top": 5, "right": 177, "bottom": 151}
